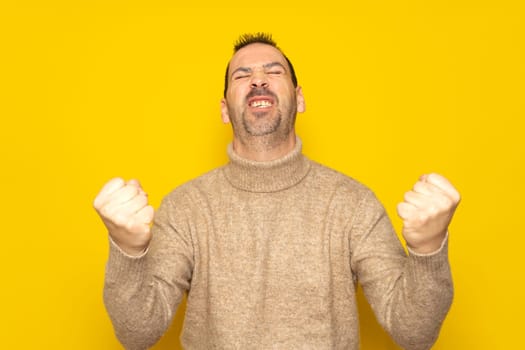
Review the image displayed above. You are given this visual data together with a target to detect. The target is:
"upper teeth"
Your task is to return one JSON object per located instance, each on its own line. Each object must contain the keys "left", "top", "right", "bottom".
{"left": 251, "top": 100, "right": 272, "bottom": 108}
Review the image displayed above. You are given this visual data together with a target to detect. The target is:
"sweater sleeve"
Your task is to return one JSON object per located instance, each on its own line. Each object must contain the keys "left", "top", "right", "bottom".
{"left": 103, "top": 192, "right": 194, "bottom": 350}
{"left": 349, "top": 190, "right": 453, "bottom": 350}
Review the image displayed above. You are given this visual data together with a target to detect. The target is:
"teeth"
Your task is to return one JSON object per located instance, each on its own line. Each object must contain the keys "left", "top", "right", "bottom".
{"left": 250, "top": 100, "right": 272, "bottom": 108}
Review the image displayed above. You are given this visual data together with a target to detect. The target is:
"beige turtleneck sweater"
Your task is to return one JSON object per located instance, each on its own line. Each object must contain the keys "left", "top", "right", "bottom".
{"left": 104, "top": 139, "right": 453, "bottom": 350}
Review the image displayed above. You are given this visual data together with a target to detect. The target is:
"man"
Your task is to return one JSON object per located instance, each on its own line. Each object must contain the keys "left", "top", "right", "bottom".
{"left": 94, "top": 33, "right": 460, "bottom": 349}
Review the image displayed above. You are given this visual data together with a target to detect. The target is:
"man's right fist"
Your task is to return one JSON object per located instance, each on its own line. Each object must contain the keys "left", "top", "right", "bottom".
{"left": 93, "top": 178, "right": 154, "bottom": 256}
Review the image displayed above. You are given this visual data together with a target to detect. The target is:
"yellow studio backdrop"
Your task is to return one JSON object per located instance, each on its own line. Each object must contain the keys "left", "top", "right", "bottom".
{"left": 1, "top": 1, "right": 523, "bottom": 349}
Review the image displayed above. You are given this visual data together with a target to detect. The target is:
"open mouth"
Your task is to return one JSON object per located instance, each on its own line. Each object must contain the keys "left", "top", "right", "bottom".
{"left": 248, "top": 96, "right": 275, "bottom": 109}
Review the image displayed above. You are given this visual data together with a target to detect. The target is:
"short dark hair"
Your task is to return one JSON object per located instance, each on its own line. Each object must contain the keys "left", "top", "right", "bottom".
{"left": 223, "top": 33, "right": 298, "bottom": 97}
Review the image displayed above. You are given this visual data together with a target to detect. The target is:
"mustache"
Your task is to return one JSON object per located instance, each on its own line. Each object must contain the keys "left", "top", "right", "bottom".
{"left": 245, "top": 87, "right": 278, "bottom": 103}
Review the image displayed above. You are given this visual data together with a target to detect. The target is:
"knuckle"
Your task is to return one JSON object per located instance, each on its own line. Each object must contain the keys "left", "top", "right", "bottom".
{"left": 93, "top": 192, "right": 109, "bottom": 210}
{"left": 130, "top": 185, "right": 140, "bottom": 195}
{"left": 414, "top": 213, "right": 425, "bottom": 225}
{"left": 137, "top": 195, "right": 148, "bottom": 207}
{"left": 435, "top": 195, "right": 453, "bottom": 211}
{"left": 452, "top": 191, "right": 461, "bottom": 204}
{"left": 99, "top": 206, "right": 113, "bottom": 219}
{"left": 123, "top": 219, "right": 137, "bottom": 233}
{"left": 122, "top": 186, "right": 135, "bottom": 198}
{"left": 414, "top": 180, "right": 426, "bottom": 190}
{"left": 443, "top": 196, "right": 453, "bottom": 208}
{"left": 427, "top": 204, "right": 440, "bottom": 216}
{"left": 113, "top": 212, "right": 130, "bottom": 227}
{"left": 417, "top": 215, "right": 430, "bottom": 227}
{"left": 93, "top": 197, "right": 101, "bottom": 210}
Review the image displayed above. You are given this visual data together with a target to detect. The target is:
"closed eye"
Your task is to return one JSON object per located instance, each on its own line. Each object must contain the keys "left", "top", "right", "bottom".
{"left": 263, "top": 62, "right": 287, "bottom": 75}
{"left": 233, "top": 74, "right": 249, "bottom": 80}
{"left": 231, "top": 67, "right": 252, "bottom": 81}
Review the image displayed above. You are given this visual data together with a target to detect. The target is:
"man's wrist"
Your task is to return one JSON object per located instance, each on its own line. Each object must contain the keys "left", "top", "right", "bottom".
{"left": 109, "top": 235, "right": 149, "bottom": 258}
{"left": 407, "top": 232, "right": 449, "bottom": 256}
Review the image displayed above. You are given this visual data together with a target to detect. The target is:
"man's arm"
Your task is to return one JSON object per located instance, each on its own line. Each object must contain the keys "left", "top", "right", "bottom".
{"left": 350, "top": 174, "right": 460, "bottom": 350}
{"left": 94, "top": 179, "right": 193, "bottom": 349}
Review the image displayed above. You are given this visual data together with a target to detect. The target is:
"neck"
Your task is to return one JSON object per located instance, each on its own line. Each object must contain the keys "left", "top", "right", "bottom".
{"left": 224, "top": 136, "right": 310, "bottom": 193}
{"left": 231, "top": 132, "right": 297, "bottom": 162}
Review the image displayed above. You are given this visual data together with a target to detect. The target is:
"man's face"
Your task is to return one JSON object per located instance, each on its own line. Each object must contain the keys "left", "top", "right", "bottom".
{"left": 221, "top": 43, "right": 304, "bottom": 142}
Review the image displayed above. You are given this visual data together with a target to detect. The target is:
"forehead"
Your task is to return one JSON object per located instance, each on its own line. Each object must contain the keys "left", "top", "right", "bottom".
{"left": 229, "top": 43, "right": 288, "bottom": 71}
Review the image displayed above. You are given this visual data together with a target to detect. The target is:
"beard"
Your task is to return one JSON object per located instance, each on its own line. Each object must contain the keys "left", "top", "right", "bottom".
{"left": 241, "top": 109, "right": 283, "bottom": 136}
{"left": 233, "top": 87, "right": 297, "bottom": 138}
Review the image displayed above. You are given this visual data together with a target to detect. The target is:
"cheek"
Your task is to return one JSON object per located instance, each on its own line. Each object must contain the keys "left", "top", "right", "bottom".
{"left": 225, "top": 94, "right": 245, "bottom": 117}
{"left": 273, "top": 81, "right": 295, "bottom": 100}
{"left": 227, "top": 86, "right": 247, "bottom": 105}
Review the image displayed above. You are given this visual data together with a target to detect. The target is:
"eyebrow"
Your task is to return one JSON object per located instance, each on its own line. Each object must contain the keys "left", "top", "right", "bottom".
{"left": 263, "top": 62, "right": 287, "bottom": 71}
{"left": 230, "top": 61, "right": 287, "bottom": 78}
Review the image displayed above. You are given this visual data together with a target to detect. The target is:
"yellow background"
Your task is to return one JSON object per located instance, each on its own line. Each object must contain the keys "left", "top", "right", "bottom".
{"left": 1, "top": 1, "right": 524, "bottom": 349}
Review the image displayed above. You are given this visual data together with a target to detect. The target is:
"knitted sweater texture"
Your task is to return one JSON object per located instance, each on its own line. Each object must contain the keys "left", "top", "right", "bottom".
{"left": 104, "top": 140, "right": 453, "bottom": 350}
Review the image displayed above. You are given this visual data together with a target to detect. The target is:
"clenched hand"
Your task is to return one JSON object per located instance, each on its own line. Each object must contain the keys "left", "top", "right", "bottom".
{"left": 93, "top": 178, "right": 154, "bottom": 256}
{"left": 397, "top": 173, "right": 461, "bottom": 254}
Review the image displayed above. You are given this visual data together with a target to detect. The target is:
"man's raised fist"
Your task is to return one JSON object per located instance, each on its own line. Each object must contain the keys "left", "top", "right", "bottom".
{"left": 94, "top": 178, "right": 154, "bottom": 256}
{"left": 397, "top": 173, "right": 461, "bottom": 254}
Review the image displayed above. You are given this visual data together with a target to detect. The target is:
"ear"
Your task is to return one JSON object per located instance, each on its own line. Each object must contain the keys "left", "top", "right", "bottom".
{"left": 221, "top": 98, "right": 230, "bottom": 124}
{"left": 296, "top": 86, "right": 305, "bottom": 113}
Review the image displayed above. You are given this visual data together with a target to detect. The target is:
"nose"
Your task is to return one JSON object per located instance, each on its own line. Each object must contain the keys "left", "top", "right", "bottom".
{"left": 250, "top": 70, "right": 269, "bottom": 89}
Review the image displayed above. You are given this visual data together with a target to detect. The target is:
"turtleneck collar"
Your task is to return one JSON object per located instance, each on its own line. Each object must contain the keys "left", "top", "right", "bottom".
{"left": 222, "top": 138, "right": 311, "bottom": 193}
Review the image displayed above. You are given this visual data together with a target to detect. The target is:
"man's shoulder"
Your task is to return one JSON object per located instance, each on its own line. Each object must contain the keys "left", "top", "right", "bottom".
{"left": 307, "top": 159, "right": 384, "bottom": 211}
{"left": 308, "top": 159, "right": 372, "bottom": 194}
{"left": 162, "top": 165, "right": 226, "bottom": 202}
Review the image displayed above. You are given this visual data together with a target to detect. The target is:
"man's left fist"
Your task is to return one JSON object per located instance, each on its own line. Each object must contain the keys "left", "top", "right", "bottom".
{"left": 397, "top": 173, "right": 461, "bottom": 254}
